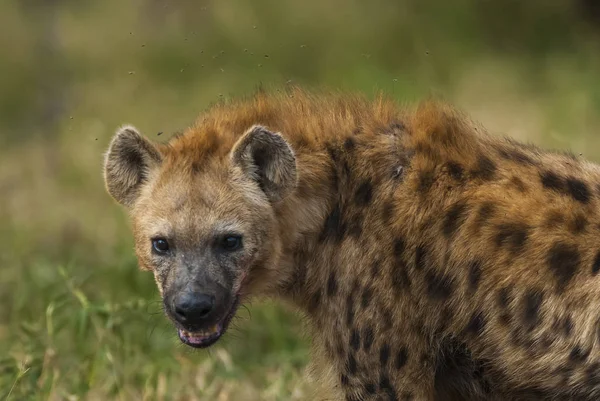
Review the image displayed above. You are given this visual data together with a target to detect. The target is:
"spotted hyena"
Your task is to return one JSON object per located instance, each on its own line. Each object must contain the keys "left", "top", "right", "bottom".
{"left": 104, "top": 87, "right": 600, "bottom": 400}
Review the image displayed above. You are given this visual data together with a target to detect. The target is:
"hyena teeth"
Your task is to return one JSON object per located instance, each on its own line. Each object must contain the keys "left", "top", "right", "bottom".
{"left": 182, "top": 326, "right": 219, "bottom": 338}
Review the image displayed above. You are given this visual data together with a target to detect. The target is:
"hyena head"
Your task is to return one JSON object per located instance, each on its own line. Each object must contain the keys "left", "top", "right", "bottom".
{"left": 103, "top": 124, "right": 297, "bottom": 348}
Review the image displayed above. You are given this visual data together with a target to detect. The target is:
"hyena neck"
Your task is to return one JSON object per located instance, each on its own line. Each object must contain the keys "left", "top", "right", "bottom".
{"left": 273, "top": 127, "right": 412, "bottom": 318}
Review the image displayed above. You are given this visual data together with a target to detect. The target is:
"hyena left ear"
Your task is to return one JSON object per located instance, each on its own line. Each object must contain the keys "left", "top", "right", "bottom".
{"left": 231, "top": 125, "right": 297, "bottom": 202}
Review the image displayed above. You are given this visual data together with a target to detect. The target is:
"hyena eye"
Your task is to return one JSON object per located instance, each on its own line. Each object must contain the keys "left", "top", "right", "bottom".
{"left": 152, "top": 238, "right": 170, "bottom": 254}
{"left": 220, "top": 235, "right": 243, "bottom": 251}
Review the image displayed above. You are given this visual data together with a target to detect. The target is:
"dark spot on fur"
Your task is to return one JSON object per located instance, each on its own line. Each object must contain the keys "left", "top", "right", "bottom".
{"left": 569, "top": 346, "right": 591, "bottom": 363}
{"left": 466, "top": 311, "right": 486, "bottom": 335}
{"left": 379, "top": 374, "right": 398, "bottom": 399}
{"left": 191, "top": 161, "right": 202, "bottom": 174}
{"left": 468, "top": 260, "right": 483, "bottom": 293}
{"left": 347, "top": 219, "right": 363, "bottom": 239}
{"left": 341, "top": 373, "right": 349, "bottom": 386}
{"left": 291, "top": 247, "right": 309, "bottom": 288}
{"left": 443, "top": 202, "right": 469, "bottom": 237}
{"left": 498, "top": 287, "right": 511, "bottom": 309}
{"left": 381, "top": 307, "right": 393, "bottom": 331}
{"left": 547, "top": 243, "right": 580, "bottom": 292}
{"left": 472, "top": 155, "right": 497, "bottom": 181}
{"left": 495, "top": 223, "right": 529, "bottom": 254}
{"left": 569, "top": 213, "right": 588, "bottom": 234}
{"left": 392, "top": 240, "right": 411, "bottom": 291}
{"left": 327, "top": 271, "right": 338, "bottom": 297}
{"left": 307, "top": 290, "right": 321, "bottom": 314}
{"left": 363, "top": 327, "right": 374, "bottom": 351}
{"left": 556, "top": 366, "right": 575, "bottom": 386}
{"left": 540, "top": 335, "right": 555, "bottom": 350}
{"left": 328, "top": 164, "right": 340, "bottom": 191}
{"left": 350, "top": 329, "right": 361, "bottom": 351}
{"left": 446, "top": 161, "right": 464, "bottom": 181}
{"left": 371, "top": 259, "right": 381, "bottom": 278}
{"left": 592, "top": 250, "right": 600, "bottom": 275}
{"left": 390, "top": 121, "right": 405, "bottom": 132}
{"left": 361, "top": 287, "right": 372, "bottom": 309}
{"left": 553, "top": 316, "right": 573, "bottom": 338}
{"left": 523, "top": 290, "right": 544, "bottom": 331}
{"left": 379, "top": 374, "right": 391, "bottom": 388}
{"left": 346, "top": 294, "right": 355, "bottom": 327}
{"left": 351, "top": 279, "right": 360, "bottom": 295}
{"left": 347, "top": 353, "right": 357, "bottom": 375}
{"left": 418, "top": 170, "right": 435, "bottom": 193}
{"left": 355, "top": 181, "right": 373, "bottom": 206}
{"left": 510, "top": 176, "right": 528, "bottom": 192}
{"left": 499, "top": 148, "right": 536, "bottom": 165}
{"left": 415, "top": 245, "right": 427, "bottom": 270}
{"left": 497, "top": 148, "right": 511, "bottom": 160}
{"left": 541, "top": 171, "right": 564, "bottom": 192}
{"left": 586, "top": 362, "right": 600, "bottom": 385}
{"left": 380, "top": 343, "right": 391, "bottom": 366}
{"left": 563, "top": 316, "right": 574, "bottom": 337}
{"left": 364, "top": 382, "right": 376, "bottom": 394}
{"left": 566, "top": 178, "right": 591, "bottom": 204}
{"left": 425, "top": 270, "right": 454, "bottom": 300}
{"left": 335, "top": 338, "right": 346, "bottom": 359}
{"left": 394, "top": 238, "right": 406, "bottom": 258}
{"left": 420, "top": 352, "right": 431, "bottom": 365}
{"left": 320, "top": 203, "right": 346, "bottom": 242}
{"left": 395, "top": 347, "right": 408, "bottom": 370}
{"left": 344, "top": 137, "right": 356, "bottom": 151}
{"left": 342, "top": 160, "right": 352, "bottom": 181}
{"left": 475, "top": 202, "right": 496, "bottom": 228}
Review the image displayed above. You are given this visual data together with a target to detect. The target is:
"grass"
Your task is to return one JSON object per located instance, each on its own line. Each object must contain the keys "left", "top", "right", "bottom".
{"left": 1, "top": 257, "right": 312, "bottom": 400}
{"left": 2, "top": 0, "right": 600, "bottom": 399}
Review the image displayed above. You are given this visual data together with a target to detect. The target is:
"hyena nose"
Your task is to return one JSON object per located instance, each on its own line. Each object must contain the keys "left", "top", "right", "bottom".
{"left": 173, "top": 292, "right": 215, "bottom": 324}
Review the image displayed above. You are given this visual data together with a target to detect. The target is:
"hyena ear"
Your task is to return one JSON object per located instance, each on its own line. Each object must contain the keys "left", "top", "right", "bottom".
{"left": 103, "top": 125, "right": 162, "bottom": 208}
{"left": 231, "top": 125, "right": 297, "bottom": 202}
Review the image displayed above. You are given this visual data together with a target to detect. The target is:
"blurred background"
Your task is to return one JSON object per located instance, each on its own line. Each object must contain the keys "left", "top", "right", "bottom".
{"left": 1, "top": 0, "right": 600, "bottom": 399}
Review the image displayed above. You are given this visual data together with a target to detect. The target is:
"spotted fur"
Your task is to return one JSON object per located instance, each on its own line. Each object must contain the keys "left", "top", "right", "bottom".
{"left": 104, "top": 87, "right": 600, "bottom": 400}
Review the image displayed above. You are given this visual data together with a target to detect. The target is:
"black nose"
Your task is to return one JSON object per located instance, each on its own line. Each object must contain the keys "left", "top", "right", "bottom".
{"left": 172, "top": 292, "right": 215, "bottom": 324}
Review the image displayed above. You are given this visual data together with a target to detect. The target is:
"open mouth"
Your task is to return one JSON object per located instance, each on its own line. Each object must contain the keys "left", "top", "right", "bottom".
{"left": 176, "top": 295, "right": 240, "bottom": 349}
{"left": 178, "top": 325, "right": 222, "bottom": 348}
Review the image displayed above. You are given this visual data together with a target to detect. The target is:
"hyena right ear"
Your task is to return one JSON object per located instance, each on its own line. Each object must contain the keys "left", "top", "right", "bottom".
{"left": 103, "top": 125, "right": 162, "bottom": 208}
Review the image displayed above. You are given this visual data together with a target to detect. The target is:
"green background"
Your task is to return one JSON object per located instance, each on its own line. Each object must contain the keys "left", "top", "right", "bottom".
{"left": 1, "top": 0, "right": 600, "bottom": 399}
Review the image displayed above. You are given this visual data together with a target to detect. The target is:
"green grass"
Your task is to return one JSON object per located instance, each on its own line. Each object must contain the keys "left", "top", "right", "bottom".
{"left": 2, "top": 0, "right": 600, "bottom": 399}
{"left": 1, "top": 257, "right": 311, "bottom": 400}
